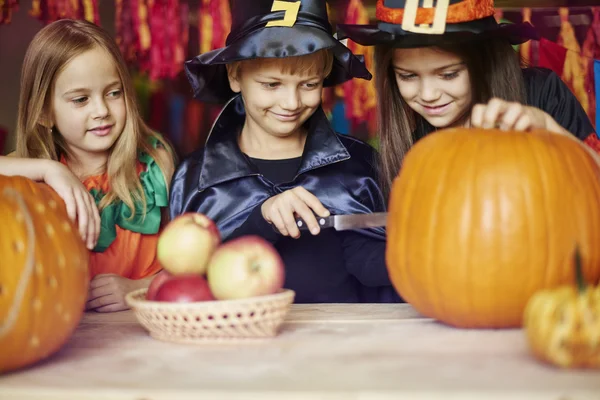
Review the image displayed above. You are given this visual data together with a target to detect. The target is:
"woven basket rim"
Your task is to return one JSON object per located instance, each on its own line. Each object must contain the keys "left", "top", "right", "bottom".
{"left": 125, "top": 287, "right": 295, "bottom": 310}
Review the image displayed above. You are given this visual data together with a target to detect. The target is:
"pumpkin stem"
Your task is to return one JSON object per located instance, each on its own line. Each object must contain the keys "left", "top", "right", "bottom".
{"left": 574, "top": 246, "right": 586, "bottom": 294}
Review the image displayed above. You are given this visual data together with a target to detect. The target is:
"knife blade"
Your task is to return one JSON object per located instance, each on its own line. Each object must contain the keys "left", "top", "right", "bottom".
{"left": 295, "top": 212, "right": 388, "bottom": 231}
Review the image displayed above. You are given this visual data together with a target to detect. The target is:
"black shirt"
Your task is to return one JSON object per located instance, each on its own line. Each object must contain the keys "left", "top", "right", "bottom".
{"left": 247, "top": 156, "right": 302, "bottom": 185}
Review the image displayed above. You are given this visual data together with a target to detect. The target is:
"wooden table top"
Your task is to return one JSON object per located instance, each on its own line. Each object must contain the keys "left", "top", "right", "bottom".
{"left": 1, "top": 304, "right": 599, "bottom": 400}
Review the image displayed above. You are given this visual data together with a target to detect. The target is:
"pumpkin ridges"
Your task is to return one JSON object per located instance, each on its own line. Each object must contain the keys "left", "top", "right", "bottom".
{"left": 386, "top": 131, "right": 436, "bottom": 306}
{"left": 0, "top": 176, "right": 89, "bottom": 373}
{"left": 425, "top": 132, "right": 469, "bottom": 321}
{"left": 448, "top": 132, "right": 480, "bottom": 325}
{"left": 387, "top": 128, "right": 600, "bottom": 328}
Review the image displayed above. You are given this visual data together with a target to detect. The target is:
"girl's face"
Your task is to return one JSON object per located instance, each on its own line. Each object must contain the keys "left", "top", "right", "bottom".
{"left": 51, "top": 46, "right": 126, "bottom": 161}
{"left": 229, "top": 60, "right": 324, "bottom": 140}
{"left": 392, "top": 47, "right": 472, "bottom": 129}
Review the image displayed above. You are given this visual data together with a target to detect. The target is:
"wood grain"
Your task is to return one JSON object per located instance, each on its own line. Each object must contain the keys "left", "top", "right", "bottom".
{"left": 0, "top": 304, "right": 599, "bottom": 400}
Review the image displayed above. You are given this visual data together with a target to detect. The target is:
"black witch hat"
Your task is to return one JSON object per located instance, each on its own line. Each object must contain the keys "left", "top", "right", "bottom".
{"left": 184, "top": 0, "right": 373, "bottom": 103}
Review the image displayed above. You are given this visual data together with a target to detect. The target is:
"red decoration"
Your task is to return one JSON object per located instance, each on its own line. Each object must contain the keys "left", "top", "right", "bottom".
{"left": 116, "top": 0, "right": 188, "bottom": 80}
{"left": 341, "top": 0, "right": 377, "bottom": 137}
{"left": 199, "top": 0, "right": 231, "bottom": 54}
{"left": 0, "top": 0, "right": 19, "bottom": 24}
{"left": 29, "top": 0, "right": 99, "bottom": 25}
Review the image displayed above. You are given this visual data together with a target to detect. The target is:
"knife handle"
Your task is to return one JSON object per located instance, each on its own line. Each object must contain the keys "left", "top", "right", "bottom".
{"left": 296, "top": 215, "right": 334, "bottom": 231}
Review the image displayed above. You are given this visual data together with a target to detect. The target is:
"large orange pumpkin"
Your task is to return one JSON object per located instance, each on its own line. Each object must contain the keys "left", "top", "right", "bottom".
{"left": 386, "top": 128, "right": 600, "bottom": 328}
{"left": 0, "top": 176, "right": 89, "bottom": 373}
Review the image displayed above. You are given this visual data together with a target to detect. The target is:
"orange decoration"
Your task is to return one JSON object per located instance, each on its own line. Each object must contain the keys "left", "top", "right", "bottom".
{"left": 0, "top": 176, "right": 89, "bottom": 373}
{"left": 386, "top": 128, "right": 600, "bottom": 328}
{"left": 376, "top": 0, "right": 494, "bottom": 26}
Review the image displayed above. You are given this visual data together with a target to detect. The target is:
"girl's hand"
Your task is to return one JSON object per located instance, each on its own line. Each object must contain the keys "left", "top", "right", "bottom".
{"left": 470, "top": 98, "right": 550, "bottom": 132}
{"left": 86, "top": 274, "right": 150, "bottom": 313}
{"left": 261, "top": 187, "right": 330, "bottom": 238}
{"left": 43, "top": 162, "right": 100, "bottom": 250}
{"left": 471, "top": 98, "right": 600, "bottom": 168}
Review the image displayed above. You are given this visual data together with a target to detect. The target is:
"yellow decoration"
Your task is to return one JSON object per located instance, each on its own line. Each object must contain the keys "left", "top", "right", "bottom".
{"left": 524, "top": 249, "right": 600, "bottom": 369}
{"left": 265, "top": 0, "right": 301, "bottom": 28}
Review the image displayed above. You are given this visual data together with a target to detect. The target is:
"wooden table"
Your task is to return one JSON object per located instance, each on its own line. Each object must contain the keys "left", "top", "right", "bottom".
{"left": 1, "top": 304, "right": 599, "bottom": 400}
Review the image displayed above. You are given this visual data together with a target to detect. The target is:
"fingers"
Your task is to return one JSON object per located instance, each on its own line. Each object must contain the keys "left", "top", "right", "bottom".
{"left": 95, "top": 302, "right": 129, "bottom": 313}
{"left": 85, "top": 192, "right": 100, "bottom": 250}
{"left": 262, "top": 188, "right": 330, "bottom": 238}
{"left": 61, "top": 188, "right": 78, "bottom": 223}
{"left": 471, "top": 98, "right": 511, "bottom": 129}
{"left": 85, "top": 294, "right": 118, "bottom": 311}
{"left": 514, "top": 113, "right": 533, "bottom": 131}
{"left": 498, "top": 102, "right": 524, "bottom": 131}
{"left": 269, "top": 208, "right": 288, "bottom": 237}
{"left": 73, "top": 189, "right": 90, "bottom": 248}
{"left": 89, "top": 274, "right": 114, "bottom": 289}
{"left": 87, "top": 284, "right": 113, "bottom": 302}
{"left": 289, "top": 196, "right": 321, "bottom": 236}
{"left": 471, "top": 98, "right": 540, "bottom": 133}
{"left": 294, "top": 187, "right": 330, "bottom": 217}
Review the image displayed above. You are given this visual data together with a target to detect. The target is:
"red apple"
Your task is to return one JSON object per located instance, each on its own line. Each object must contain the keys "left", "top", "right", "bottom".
{"left": 154, "top": 274, "right": 216, "bottom": 303}
{"left": 146, "top": 270, "right": 173, "bottom": 300}
{"left": 157, "top": 213, "right": 221, "bottom": 275}
{"left": 206, "top": 235, "right": 285, "bottom": 300}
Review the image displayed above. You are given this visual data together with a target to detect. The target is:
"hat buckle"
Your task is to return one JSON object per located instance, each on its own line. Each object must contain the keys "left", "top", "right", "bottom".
{"left": 401, "top": 0, "right": 449, "bottom": 35}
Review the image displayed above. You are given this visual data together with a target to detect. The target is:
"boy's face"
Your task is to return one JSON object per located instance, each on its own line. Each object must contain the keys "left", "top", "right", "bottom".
{"left": 229, "top": 60, "right": 325, "bottom": 139}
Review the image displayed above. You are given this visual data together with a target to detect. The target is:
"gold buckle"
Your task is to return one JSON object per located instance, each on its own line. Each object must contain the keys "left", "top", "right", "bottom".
{"left": 401, "top": 0, "right": 449, "bottom": 35}
{"left": 265, "top": 0, "right": 301, "bottom": 28}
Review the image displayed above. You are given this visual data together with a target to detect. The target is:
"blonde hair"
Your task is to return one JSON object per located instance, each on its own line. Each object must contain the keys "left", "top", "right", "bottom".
{"left": 16, "top": 19, "right": 175, "bottom": 217}
{"left": 226, "top": 48, "right": 334, "bottom": 81}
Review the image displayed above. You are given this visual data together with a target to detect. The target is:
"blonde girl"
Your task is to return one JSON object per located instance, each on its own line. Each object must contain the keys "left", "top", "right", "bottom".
{"left": 0, "top": 19, "right": 175, "bottom": 312}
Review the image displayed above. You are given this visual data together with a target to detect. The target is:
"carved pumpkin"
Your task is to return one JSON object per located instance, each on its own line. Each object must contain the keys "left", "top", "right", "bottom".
{"left": 524, "top": 248, "right": 600, "bottom": 368}
{"left": 386, "top": 128, "right": 600, "bottom": 328}
{"left": 0, "top": 176, "right": 89, "bottom": 373}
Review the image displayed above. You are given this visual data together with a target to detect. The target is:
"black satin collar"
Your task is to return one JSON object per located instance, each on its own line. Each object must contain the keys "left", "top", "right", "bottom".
{"left": 197, "top": 95, "right": 350, "bottom": 192}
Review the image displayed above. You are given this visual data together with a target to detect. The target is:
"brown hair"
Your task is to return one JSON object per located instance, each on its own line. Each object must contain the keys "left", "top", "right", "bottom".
{"left": 16, "top": 19, "right": 175, "bottom": 217}
{"left": 374, "top": 37, "right": 527, "bottom": 199}
{"left": 226, "top": 48, "right": 334, "bottom": 81}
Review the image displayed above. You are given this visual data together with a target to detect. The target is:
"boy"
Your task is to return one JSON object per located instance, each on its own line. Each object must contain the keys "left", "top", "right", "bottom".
{"left": 170, "top": 0, "right": 402, "bottom": 303}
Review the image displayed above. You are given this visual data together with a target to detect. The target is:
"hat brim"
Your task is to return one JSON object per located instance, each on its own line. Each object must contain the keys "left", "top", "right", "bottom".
{"left": 184, "top": 26, "right": 372, "bottom": 103}
{"left": 337, "top": 19, "right": 540, "bottom": 48}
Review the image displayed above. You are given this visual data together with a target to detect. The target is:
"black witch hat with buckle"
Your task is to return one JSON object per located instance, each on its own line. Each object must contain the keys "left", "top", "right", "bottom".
{"left": 337, "top": 0, "right": 539, "bottom": 48}
{"left": 184, "top": 0, "right": 373, "bottom": 103}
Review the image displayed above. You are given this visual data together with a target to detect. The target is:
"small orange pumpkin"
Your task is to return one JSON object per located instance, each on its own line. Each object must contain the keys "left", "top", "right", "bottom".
{"left": 0, "top": 176, "right": 89, "bottom": 373}
{"left": 386, "top": 128, "right": 600, "bottom": 328}
{"left": 524, "top": 248, "right": 599, "bottom": 368}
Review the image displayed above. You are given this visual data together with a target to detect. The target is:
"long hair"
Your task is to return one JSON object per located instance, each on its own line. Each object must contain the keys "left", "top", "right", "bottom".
{"left": 16, "top": 19, "right": 175, "bottom": 216}
{"left": 374, "top": 36, "right": 527, "bottom": 199}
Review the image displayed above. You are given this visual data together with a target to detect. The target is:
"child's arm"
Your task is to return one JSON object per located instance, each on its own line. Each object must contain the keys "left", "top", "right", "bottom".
{"left": 340, "top": 231, "right": 392, "bottom": 287}
{"left": 0, "top": 155, "right": 100, "bottom": 250}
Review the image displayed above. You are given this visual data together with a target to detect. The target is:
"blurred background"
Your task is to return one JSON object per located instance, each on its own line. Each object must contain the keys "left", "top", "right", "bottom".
{"left": 0, "top": 0, "right": 598, "bottom": 158}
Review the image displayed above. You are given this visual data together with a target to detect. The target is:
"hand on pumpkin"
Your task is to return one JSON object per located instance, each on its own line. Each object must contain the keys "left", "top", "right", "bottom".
{"left": 470, "top": 98, "right": 560, "bottom": 133}
{"left": 86, "top": 274, "right": 150, "bottom": 312}
{"left": 471, "top": 98, "right": 600, "bottom": 167}
{"left": 261, "top": 187, "right": 330, "bottom": 238}
{"left": 44, "top": 162, "right": 101, "bottom": 250}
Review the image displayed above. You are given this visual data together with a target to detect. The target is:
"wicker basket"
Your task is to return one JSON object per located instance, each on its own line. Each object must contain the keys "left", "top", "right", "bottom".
{"left": 125, "top": 288, "right": 295, "bottom": 343}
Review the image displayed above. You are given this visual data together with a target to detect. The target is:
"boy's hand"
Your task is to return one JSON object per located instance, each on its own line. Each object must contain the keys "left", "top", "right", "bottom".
{"left": 86, "top": 274, "right": 150, "bottom": 313}
{"left": 43, "top": 161, "right": 101, "bottom": 250}
{"left": 261, "top": 187, "right": 330, "bottom": 238}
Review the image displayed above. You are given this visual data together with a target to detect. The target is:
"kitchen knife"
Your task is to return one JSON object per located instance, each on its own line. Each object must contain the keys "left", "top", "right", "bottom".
{"left": 295, "top": 212, "right": 388, "bottom": 231}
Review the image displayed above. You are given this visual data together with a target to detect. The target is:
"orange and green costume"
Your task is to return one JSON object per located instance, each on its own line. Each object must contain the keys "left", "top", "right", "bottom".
{"left": 64, "top": 137, "right": 168, "bottom": 279}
